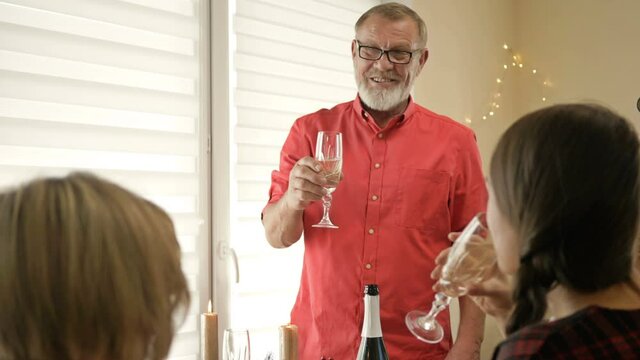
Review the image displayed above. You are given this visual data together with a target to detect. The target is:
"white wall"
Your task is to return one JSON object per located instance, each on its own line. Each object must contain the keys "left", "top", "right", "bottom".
{"left": 413, "top": 0, "right": 640, "bottom": 359}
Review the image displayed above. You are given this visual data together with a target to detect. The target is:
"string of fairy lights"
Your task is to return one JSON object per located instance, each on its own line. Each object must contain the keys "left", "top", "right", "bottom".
{"left": 464, "top": 43, "right": 551, "bottom": 124}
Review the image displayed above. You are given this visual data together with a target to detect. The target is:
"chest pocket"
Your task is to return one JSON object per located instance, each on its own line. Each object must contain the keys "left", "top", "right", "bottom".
{"left": 393, "top": 168, "right": 451, "bottom": 231}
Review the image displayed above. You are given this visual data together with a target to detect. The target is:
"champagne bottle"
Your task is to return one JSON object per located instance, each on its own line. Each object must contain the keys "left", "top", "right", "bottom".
{"left": 356, "top": 284, "right": 389, "bottom": 360}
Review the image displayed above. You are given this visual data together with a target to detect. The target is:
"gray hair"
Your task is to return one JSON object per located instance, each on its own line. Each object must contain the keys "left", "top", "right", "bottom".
{"left": 355, "top": 2, "right": 428, "bottom": 47}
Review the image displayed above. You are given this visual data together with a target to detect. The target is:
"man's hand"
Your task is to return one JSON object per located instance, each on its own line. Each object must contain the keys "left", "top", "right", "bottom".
{"left": 283, "top": 156, "right": 328, "bottom": 210}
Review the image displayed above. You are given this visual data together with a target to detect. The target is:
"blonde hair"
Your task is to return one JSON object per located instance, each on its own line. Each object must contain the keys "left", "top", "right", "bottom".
{"left": 355, "top": 2, "right": 428, "bottom": 47}
{"left": 0, "top": 172, "right": 190, "bottom": 359}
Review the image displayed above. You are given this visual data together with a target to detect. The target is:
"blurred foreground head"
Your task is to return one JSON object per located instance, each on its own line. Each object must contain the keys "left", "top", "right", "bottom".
{"left": 0, "top": 172, "right": 190, "bottom": 359}
{"left": 489, "top": 103, "right": 640, "bottom": 333}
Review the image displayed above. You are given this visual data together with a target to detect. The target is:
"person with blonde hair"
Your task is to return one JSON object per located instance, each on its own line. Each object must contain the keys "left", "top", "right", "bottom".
{"left": 0, "top": 172, "right": 190, "bottom": 359}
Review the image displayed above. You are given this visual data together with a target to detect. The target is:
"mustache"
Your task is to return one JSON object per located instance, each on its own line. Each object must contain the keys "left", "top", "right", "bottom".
{"left": 366, "top": 71, "right": 400, "bottom": 81}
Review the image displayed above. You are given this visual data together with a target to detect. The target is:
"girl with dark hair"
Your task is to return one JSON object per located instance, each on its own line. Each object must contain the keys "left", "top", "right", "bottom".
{"left": 436, "top": 104, "right": 640, "bottom": 358}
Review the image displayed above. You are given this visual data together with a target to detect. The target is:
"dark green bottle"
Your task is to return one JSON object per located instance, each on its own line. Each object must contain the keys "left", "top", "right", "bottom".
{"left": 356, "top": 284, "right": 389, "bottom": 360}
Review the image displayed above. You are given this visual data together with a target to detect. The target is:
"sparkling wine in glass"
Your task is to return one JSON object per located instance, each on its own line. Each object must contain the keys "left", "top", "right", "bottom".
{"left": 223, "top": 328, "right": 250, "bottom": 360}
{"left": 312, "top": 131, "right": 342, "bottom": 229}
{"left": 405, "top": 212, "right": 496, "bottom": 343}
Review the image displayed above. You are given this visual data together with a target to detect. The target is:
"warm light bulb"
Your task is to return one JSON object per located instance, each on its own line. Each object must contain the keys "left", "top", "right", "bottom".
{"left": 543, "top": 81, "right": 548, "bottom": 86}
{"left": 465, "top": 117, "right": 472, "bottom": 124}
{"left": 503, "top": 44, "right": 509, "bottom": 50}
{"left": 489, "top": 111, "right": 494, "bottom": 116}
{"left": 542, "top": 97, "right": 547, "bottom": 102}
{"left": 512, "top": 62, "right": 517, "bottom": 66}
{"left": 496, "top": 104, "right": 500, "bottom": 108}
{"left": 482, "top": 115, "right": 487, "bottom": 120}
{"left": 532, "top": 69, "right": 537, "bottom": 74}
{"left": 512, "top": 55, "right": 517, "bottom": 60}
{"left": 518, "top": 64, "right": 523, "bottom": 68}
{"left": 503, "top": 64, "right": 508, "bottom": 69}
{"left": 496, "top": 93, "right": 501, "bottom": 97}
{"left": 496, "top": 78, "right": 502, "bottom": 83}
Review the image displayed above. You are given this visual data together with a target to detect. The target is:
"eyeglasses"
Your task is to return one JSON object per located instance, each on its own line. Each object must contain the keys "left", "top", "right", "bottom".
{"left": 355, "top": 40, "right": 422, "bottom": 65}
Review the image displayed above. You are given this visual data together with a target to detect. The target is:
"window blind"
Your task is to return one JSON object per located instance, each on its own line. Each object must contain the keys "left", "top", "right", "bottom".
{"left": 0, "top": 1, "right": 207, "bottom": 359}
{"left": 228, "top": 0, "right": 380, "bottom": 357}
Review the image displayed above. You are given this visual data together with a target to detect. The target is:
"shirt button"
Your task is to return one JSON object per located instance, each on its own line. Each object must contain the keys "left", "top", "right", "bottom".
{"left": 377, "top": 133, "right": 384, "bottom": 139}
{"left": 374, "top": 163, "right": 381, "bottom": 169}
{"left": 368, "top": 228, "right": 374, "bottom": 235}
{"left": 365, "top": 263, "right": 372, "bottom": 270}
{"left": 371, "top": 195, "right": 378, "bottom": 201}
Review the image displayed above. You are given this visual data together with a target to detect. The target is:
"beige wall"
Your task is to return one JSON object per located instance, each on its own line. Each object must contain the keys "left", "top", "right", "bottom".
{"left": 412, "top": 0, "right": 640, "bottom": 359}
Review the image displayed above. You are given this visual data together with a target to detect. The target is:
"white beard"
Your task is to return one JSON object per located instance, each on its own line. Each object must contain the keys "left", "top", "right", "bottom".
{"left": 355, "top": 60, "right": 419, "bottom": 111}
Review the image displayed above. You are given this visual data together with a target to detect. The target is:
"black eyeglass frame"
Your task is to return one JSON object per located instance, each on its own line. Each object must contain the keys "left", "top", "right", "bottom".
{"left": 355, "top": 40, "right": 424, "bottom": 65}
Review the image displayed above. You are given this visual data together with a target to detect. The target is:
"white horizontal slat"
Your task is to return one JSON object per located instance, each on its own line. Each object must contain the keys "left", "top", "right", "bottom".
{"left": 235, "top": 89, "right": 336, "bottom": 115}
{"left": 315, "top": 0, "right": 379, "bottom": 14}
{"left": 231, "top": 218, "right": 276, "bottom": 255}
{"left": 167, "top": 332, "right": 199, "bottom": 358}
{"left": 235, "top": 164, "right": 274, "bottom": 182}
{"left": 0, "top": 98, "right": 195, "bottom": 133}
{"left": 236, "top": 0, "right": 352, "bottom": 41}
{"left": 234, "top": 291, "right": 299, "bottom": 330}
{"left": 178, "top": 235, "right": 197, "bottom": 254}
{"left": 237, "top": 181, "right": 270, "bottom": 202}
{"left": 235, "top": 127, "right": 289, "bottom": 147}
{"left": 0, "top": 118, "right": 198, "bottom": 155}
{"left": 236, "top": 251, "right": 302, "bottom": 294}
{"left": 237, "top": 107, "right": 297, "bottom": 131}
{"left": 236, "top": 53, "right": 353, "bottom": 88}
{"left": 0, "top": 145, "right": 195, "bottom": 173}
{"left": 118, "top": 0, "right": 195, "bottom": 16}
{"left": 177, "top": 314, "right": 198, "bottom": 334}
{"left": 147, "top": 195, "right": 197, "bottom": 214}
{"left": 181, "top": 253, "right": 200, "bottom": 275}
{"left": 0, "top": 2, "right": 194, "bottom": 55}
{"left": 0, "top": 22, "right": 198, "bottom": 78}
{"left": 236, "top": 34, "right": 352, "bottom": 73}
{"left": 256, "top": 0, "right": 359, "bottom": 25}
{"left": 235, "top": 201, "right": 267, "bottom": 221}
{"left": 173, "top": 216, "right": 205, "bottom": 237}
{"left": 234, "top": 16, "right": 345, "bottom": 56}
{"left": 237, "top": 144, "right": 281, "bottom": 166}
{"left": 0, "top": 167, "right": 200, "bottom": 196}
{"left": 237, "top": 72, "right": 354, "bottom": 104}
{"left": 0, "top": 71, "right": 197, "bottom": 116}
{"left": 0, "top": 50, "right": 195, "bottom": 94}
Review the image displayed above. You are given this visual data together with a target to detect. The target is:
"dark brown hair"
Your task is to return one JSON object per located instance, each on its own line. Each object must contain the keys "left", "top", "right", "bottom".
{"left": 490, "top": 104, "right": 640, "bottom": 334}
{"left": 0, "top": 172, "right": 190, "bottom": 359}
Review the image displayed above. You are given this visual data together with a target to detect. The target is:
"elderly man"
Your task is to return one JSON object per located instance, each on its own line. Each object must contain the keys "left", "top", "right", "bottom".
{"left": 262, "top": 2, "right": 487, "bottom": 359}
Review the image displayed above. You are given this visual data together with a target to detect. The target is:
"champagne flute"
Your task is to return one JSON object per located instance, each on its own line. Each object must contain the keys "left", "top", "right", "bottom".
{"left": 405, "top": 212, "right": 496, "bottom": 343}
{"left": 312, "top": 131, "right": 342, "bottom": 229}
{"left": 223, "top": 328, "right": 251, "bottom": 360}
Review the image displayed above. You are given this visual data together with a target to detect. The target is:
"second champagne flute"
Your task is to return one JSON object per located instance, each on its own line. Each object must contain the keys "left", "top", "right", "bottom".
{"left": 223, "top": 328, "right": 250, "bottom": 360}
{"left": 312, "top": 131, "right": 342, "bottom": 229}
{"left": 405, "top": 213, "right": 496, "bottom": 343}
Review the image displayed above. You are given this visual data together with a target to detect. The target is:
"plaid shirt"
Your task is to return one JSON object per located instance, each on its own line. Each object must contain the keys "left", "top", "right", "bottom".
{"left": 493, "top": 306, "right": 640, "bottom": 359}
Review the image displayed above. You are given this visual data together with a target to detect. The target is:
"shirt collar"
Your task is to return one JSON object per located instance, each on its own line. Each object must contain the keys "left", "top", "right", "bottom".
{"left": 353, "top": 94, "right": 417, "bottom": 127}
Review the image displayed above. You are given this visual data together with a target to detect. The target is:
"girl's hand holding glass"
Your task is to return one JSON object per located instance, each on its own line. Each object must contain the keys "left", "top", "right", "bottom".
{"left": 405, "top": 213, "right": 497, "bottom": 343}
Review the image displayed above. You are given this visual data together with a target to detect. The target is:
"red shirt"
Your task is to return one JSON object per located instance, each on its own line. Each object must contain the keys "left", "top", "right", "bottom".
{"left": 267, "top": 97, "right": 487, "bottom": 359}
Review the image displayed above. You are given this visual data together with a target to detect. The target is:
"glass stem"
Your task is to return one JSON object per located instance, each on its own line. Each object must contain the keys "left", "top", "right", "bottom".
{"left": 424, "top": 292, "right": 451, "bottom": 322}
{"left": 321, "top": 193, "right": 332, "bottom": 221}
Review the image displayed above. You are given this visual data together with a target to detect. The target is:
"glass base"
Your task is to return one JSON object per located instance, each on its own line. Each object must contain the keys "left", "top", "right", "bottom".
{"left": 405, "top": 310, "right": 444, "bottom": 343}
{"left": 312, "top": 220, "right": 338, "bottom": 229}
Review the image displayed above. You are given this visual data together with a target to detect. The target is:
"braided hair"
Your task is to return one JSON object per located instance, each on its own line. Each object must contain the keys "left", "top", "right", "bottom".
{"left": 489, "top": 104, "right": 640, "bottom": 334}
